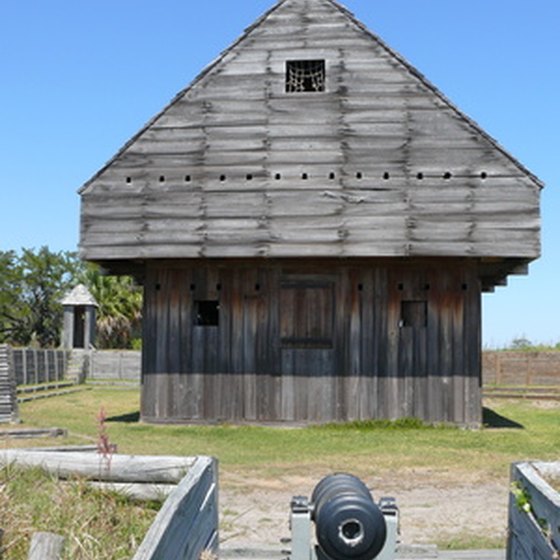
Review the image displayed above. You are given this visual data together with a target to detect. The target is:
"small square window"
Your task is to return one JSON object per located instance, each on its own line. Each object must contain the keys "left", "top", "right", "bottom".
{"left": 195, "top": 300, "right": 220, "bottom": 326}
{"left": 286, "top": 60, "right": 325, "bottom": 93}
{"left": 401, "top": 301, "right": 427, "bottom": 328}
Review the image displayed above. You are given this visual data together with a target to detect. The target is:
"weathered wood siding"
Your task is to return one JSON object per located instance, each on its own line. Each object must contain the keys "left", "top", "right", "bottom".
{"left": 79, "top": 0, "right": 541, "bottom": 275}
{"left": 78, "top": 0, "right": 541, "bottom": 426}
{"left": 141, "top": 258, "right": 481, "bottom": 425}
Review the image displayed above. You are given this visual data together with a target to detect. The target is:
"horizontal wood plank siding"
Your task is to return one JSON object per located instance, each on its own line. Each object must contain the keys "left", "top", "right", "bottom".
{"left": 141, "top": 258, "right": 482, "bottom": 426}
{"left": 80, "top": 0, "right": 541, "bottom": 280}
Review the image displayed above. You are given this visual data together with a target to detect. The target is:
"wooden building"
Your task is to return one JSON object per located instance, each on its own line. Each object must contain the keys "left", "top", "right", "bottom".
{"left": 61, "top": 284, "right": 98, "bottom": 350}
{"left": 79, "top": 0, "right": 542, "bottom": 425}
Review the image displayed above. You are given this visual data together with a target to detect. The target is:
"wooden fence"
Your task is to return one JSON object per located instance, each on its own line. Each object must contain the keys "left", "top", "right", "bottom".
{"left": 88, "top": 350, "right": 560, "bottom": 388}
{"left": 132, "top": 456, "right": 218, "bottom": 560}
{"left": 88, "top": 350, "right": 141, "bottom": 381}
{"left": 484, "top": 352, "right": 560, "bottom": 387}
{"left": 88, "top": 350, "right": 560, "bottom": 387}
{"left": 7, "top": 348, "right": 138, "bottom": 385}
{"left": 0, "top": 345, "right": 18, "bottom": 423}
{"left": 507, "top": 461, "right": 560, "bottom": 559}
{"left": 11, "top": 348, "right": 68, "bottom": 386}
{"left": 0, "top": 449, "right": 218, "bottom": 560}
{"left": 5, "top": 346, "right": 560, "bottom": 389}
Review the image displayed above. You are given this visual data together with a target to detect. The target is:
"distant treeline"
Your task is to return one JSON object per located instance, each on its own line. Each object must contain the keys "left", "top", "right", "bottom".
{"left": 491, "top": 338, "right": 560, "bottom": 352}
{"left": 0, "top": 247, "right": 142, "bottom": 349}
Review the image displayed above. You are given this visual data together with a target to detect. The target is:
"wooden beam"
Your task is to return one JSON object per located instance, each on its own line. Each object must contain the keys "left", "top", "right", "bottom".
{"left": 0, "top": 450, "right": 197, "bottom": 484}
{"left": 132, "top": 456, "right": 219, "bottom": 560}
{"left": 28, "top": 532, "right": 65, "bottom": 560}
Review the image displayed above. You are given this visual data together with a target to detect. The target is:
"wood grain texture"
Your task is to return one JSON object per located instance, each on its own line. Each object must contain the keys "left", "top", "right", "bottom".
{"left": 140, "top": 259, "right": 482, "bottom": 426}
{"left": 79, "top": 0, "right": 542, "bottom": 288}
{"left": 77, "top": 0, "right": 541, "bottom": 426}
{"left": 507, "top": 462, "right": 560, "bottom": 559}
{"left": 0, "top": 450, "right": 197, "bottom": 483}
{"left": 1, "top": 451, "right": 217, "bottom": 560}
{"left": 28, "top": 532, "right": 65, "bottom": 560}
{"left": 132, "top": 456, "right": 218, "bottom": 560}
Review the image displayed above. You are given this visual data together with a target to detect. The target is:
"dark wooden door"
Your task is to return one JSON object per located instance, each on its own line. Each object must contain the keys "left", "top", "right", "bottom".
{"left": 279, "top": 276, "right": 336, "bottom": 420}
{"left": 73, "top": 306, "right": 86, "bottom": 349}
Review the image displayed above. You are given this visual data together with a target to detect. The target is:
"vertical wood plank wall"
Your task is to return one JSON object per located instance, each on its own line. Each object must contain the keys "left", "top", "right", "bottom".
{"left": 141, "top": 258, "right": 481, "bottom": 425}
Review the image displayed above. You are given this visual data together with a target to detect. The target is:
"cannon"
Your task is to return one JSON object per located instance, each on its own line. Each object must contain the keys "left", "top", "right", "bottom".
{"left": 289, "top": 473, "right": 399, "bottom": 560}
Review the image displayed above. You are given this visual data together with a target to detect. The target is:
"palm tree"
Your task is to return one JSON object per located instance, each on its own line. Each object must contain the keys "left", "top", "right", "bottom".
{"left": 81, "top": 265, "right": 142, "bottom": 349}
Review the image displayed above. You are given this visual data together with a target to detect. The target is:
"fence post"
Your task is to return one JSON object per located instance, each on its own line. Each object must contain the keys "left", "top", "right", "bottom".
{"left": 28, "top": 532, "right": 65, "bottom": 560}
{"left": 22, "top": 350, "right": 28, "bottom": 386}
{"left": 33, "top": 349, "right": 38, "bottom": 385}
{"left": 64, "top": 350, "right": 69, "bottom": 381}
{"left": 495, "top": 353, "right": 502, "bottom": 385}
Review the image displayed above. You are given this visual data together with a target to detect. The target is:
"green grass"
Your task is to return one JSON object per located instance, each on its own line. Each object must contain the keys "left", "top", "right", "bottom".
{"left": 1, "top": 387, "right": 559, "bottom": 556}
{"left": 10, "top": 387, "right": 558, "bottom": 478}
{"left": 0, "top": 466, "right": 159, "bottom": 560}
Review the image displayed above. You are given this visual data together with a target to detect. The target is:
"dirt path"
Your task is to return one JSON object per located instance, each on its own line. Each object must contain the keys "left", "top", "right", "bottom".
{"left": 220, "top": 469, "right": 507, "bottom": 548}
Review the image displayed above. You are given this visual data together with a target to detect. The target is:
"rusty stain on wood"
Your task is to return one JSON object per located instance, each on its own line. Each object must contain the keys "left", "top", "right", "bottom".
{"left": 77, "top": 0, "right": 542, "bottom": 426}
{"left": 140, "top": 259, "right": 482, "bottom": 426}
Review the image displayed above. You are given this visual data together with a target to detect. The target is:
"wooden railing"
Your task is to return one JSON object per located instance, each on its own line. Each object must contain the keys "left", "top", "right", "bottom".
{"left": 507, "top": 461, "right": 559, "bottom": 559}
{"left": 132, "top": 456, "right": 218, "bottom": 560}
{"left": 0, "top": 449, "right": 219, "bottom": 560}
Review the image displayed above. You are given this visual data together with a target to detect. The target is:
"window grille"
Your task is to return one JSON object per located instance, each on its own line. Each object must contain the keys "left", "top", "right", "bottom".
{"left": 286, "top": 60, "right": 325, "bottom": 93}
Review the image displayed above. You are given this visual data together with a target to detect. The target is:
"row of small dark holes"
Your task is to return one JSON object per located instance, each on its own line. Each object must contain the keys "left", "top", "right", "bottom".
{"left": 156, "top": 282, "right": 468, "bottom": 292}
{"left": 395, "top": 283, "right": 469, "bottom": 291}
{"left": 126, "top": 171, "right": 488, "bottom": 184}
{"left": 358, "top": 283, "right": 469, "bottom": 291}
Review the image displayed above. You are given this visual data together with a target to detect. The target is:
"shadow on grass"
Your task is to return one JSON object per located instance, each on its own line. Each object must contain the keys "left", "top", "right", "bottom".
{"left": 483, "top": 407, "right": 524, "bottom": 429}
{"left": 106, "top": 411, "right": 140, "bottom": 423}
{"left": 106, "top": 408, "right": 523, "bottom": 429}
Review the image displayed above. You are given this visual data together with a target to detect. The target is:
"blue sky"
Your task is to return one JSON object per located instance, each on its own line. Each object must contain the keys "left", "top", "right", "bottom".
{"left": 0, "top": 0, "right": 558, "bottom": 348}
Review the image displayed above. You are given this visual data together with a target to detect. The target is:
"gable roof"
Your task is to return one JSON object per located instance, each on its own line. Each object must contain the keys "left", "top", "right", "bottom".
{"left": 79, "top": 0, "right": 542, "bottom": 273}
{"left": 61, "top": 284, "right": 98, "bottom": 307}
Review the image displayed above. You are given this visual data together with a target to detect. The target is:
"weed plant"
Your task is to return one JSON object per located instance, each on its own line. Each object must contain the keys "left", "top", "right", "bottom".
{"left": 1, "top": 388, "right": 558, "bottom": 554}
{"left": 7, "top": 389, "right": 559, "bottom": 477}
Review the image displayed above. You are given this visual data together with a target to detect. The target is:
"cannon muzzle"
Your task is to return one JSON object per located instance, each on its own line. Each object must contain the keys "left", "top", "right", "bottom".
{"left": 290, "top": 473, "right": 398, "bottom": 560}
{"left": 311, "top": 474, "right": 387, "bottom": 560}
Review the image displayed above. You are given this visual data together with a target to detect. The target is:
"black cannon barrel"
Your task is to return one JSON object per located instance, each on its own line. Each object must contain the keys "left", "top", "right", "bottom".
{"left": 311, "top": 473, "right": 387, "bottom": 560}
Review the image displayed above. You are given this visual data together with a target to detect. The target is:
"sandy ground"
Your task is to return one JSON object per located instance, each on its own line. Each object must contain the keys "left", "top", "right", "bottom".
{"left": 220, "top": 400, "right": 560, "bottom": 549}
{"left": 219, "top": 468, "right": 508, "bottom": 549}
